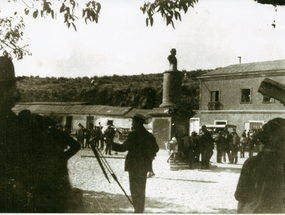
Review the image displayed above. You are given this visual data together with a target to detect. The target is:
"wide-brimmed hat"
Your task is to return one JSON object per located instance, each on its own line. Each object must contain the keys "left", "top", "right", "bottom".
{"left": 0, "top": 56, "right": 16, "bottom": 82}
{"left": 132, "top": 113, "right": 146, "bottom": 124}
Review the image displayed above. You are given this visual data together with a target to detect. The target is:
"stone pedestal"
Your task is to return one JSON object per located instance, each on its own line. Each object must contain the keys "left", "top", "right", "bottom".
{"left": 159, "top": 70, "right": 183, "bottom": 108}
{"left": 151, "top": 107, "right": 191, "bottom": 149}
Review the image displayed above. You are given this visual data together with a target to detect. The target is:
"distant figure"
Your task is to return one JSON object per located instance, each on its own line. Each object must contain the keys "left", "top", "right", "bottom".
{"left": 98, "top": 122, "right": 104, "bottom": 150}
{"left": 230, "top": 128, "right": 240, "bottom": 164}
{"left": 200, "top": 125, "right": 214, "bottom": 169}
{"left": 76, "top": 123, "right": 85, "bottom": 149}
{"left": 167, "top": 48, "right": 177, "bottom": 70}
{"left": 192, "top": 131, "right": 202, "bottom": 162}
{"left": 235, "top": 118, "right": 285, "bottom": 213}
{"left": 104, "top": 120, "right": 116, "bottom": 155}
{"left": 90, "top": 126, "right": 101, "bottom": 148}
{"left": 240, "top": 130, "right": 247, "bottom": 158}
{"left": 248, "top": 130, "right": 257, "bottom": 158}
{"left": 85, "top": 123, "right": 92, "bottom": 148}
{"left": 181, "top": 133, "right": 194, "bottom": 169}
{"left": 167, "top": 136, "right": 179, "bottom": 162}
{"left": 221, "top": 126, "right": 231, "bottom": 163}
{"left": 215, "top": 131, "right": 223, "bottom": 163}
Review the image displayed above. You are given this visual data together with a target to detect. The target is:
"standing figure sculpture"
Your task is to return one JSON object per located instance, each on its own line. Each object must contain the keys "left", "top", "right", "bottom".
{"left": 167, "top": 48, "right": 177, "bottom": 70}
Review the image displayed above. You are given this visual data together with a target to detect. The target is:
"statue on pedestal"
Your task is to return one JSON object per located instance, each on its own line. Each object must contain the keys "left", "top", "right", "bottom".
{"left": 167, "top": 48, "right": 177, "bottom": 71}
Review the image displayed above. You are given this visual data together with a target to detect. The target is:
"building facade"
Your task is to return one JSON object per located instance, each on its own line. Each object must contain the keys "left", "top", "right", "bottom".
{"left": 191, "top": 59, "right": 285, "bottom": 135}
{"left": 12, "top": 102, "right": 152, "bottom": 135}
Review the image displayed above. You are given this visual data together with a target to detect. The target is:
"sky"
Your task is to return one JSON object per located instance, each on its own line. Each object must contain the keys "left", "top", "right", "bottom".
{"left": 2, "top": 0, "right": 285, "bottom": 78}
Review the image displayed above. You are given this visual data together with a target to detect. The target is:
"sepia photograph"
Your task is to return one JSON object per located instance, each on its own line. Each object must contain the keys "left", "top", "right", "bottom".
{"left": 1, "top": 0, "right": 285, "bottom": 213}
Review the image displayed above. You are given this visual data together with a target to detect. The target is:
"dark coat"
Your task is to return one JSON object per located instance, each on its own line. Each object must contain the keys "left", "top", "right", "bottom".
{"left": 201, "top": 130, "right": 214, "bottom": 150}
{"left": 112, "top": 126, "right": 159, "bottom": 172}
{"left": 0, "top": 110, "right": 81, "bottom": 213}
{"left": 235, "top": 151, "right": 285, "bottom": 213}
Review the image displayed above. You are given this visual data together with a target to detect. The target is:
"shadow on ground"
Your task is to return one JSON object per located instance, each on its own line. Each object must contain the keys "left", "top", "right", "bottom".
{"left": 167, "top": 160, "right": 242, "bottom": 174}
{"left": 71, "top": 190, "right": 237, "bottom": 213}
{"left": 209, "top": 164, "right": 242, "bottom": 174}
{"left": 72, "top": 190, "right": 134, "bottom": 213}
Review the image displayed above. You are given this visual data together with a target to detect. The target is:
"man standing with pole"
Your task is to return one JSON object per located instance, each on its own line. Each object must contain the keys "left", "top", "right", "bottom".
{"left": 112, "top": 114, "right": 159, "bottom": 213}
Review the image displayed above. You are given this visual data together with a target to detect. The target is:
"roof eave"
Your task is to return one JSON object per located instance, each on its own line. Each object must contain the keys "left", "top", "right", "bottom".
{"left": 197, "top": 70, "right": 285, "bottom": 80}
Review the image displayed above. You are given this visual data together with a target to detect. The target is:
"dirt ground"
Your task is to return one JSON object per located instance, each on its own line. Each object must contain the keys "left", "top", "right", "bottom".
{"left": 67, "top": 148, "right": 252, "bottom": 213}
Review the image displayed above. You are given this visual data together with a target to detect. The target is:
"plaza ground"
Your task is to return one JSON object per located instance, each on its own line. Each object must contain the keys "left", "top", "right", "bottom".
{"left": 68, "top": 148, "right": 253, "bottom": 213}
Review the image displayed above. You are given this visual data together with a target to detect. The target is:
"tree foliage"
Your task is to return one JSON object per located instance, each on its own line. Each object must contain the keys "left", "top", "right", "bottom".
{"left": 1, "top": 0, "right": 101, "bottom": 59}
{"left": 20, "top": 0, "right": 101, "bottom": 30}
{"left": 140, "top": 0, "right": 198, "bottom": 28}
{"left": 0, "top": 15, "right": 30, "bottom": 59}
{"left": 16, "top": 70, "right": 209, "bottom": 110}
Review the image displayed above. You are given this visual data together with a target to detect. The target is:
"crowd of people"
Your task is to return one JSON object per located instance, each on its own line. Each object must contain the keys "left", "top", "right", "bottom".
{"left": 75, "top": 120, "right": 120, "bottom": 156}
{"left": 167, "top": 125, "right": 264, "bottom": 169}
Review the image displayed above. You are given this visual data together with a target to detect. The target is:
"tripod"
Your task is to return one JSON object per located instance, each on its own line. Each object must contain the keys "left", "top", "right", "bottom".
{"left": 90, "top": 144, "right": 134, "bottom": 207}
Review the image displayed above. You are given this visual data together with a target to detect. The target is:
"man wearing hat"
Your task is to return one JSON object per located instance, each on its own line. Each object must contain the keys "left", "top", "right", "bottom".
{"left": 200, "top": 125, "right": 214, "bottom": 169}
{"left": 112, "top": 113, "right": 159, "bottom": 213}
{"left": 0, "top": 56, "right": 81, "bottom": 212}
{"left": 104, "top": 120, "right": 116, "bottom": 155}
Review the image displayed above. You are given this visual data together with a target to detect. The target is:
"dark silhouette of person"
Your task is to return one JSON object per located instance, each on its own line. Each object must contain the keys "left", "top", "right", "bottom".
{"left": 240, "top": 130, "right": 247, "bottom": 158}
{"left": 104, "top": 120, "right": 116, "bottom": 155}
{"left": 112, "top": 114, "right": 159, "bottom": 213}
{"left": 235, "top": 118, "right": 285, "bottom": 213}
{"left": 215, "top": 131, "right": 223, "bottom": 163}
{"left": 0, "top": 56, "right": 81, "bottom": 213}
{"left": 221, "top": 126, "right": 231, "bottom": 163}
{"left": 181, "top": 133, "right": 194, "bottom": 169}
{"left": 200, "top": 125, "right": 214, "bottom": 169}
{"left": 229, "top": 128, "right": 240, "bottom": 164}
{"left": 76, "top": 123, "right": 85, "bottom": 149}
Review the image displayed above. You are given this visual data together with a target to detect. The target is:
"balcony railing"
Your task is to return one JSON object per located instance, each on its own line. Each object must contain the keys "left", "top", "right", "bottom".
{"left": 207, "top": 101, "right": 223, "bottom": 110}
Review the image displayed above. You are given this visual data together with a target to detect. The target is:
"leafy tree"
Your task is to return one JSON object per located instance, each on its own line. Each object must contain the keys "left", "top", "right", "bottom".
{"left": 1, "top": 0, "right": 101, "bottom": 59}
{"left": 140, "top": 0, "right": 198, "bottom": 28}
{"left": 0, "top": 15, "right": 30, "bottom": 59}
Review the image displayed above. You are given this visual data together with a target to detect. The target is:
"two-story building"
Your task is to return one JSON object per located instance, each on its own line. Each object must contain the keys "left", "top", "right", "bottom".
{"left": 191, "top": 59, "right": 285, "bottom": 135}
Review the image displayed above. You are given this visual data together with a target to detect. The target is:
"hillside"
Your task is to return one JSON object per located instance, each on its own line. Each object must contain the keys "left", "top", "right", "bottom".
{"left": 16, "top": 70, "right": 211, "bottom": 110}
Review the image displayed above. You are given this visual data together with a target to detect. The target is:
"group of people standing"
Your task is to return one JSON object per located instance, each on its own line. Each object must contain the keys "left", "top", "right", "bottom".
{"left": 76, "top": 120, "right": 118, "bottom": 155}
{"left": 172, "top": 125, "right": 258, "bottom": 169}
{"left": 170, "top": 125, "right": 214, "bottom": 169}
{"left": 240, "top": 129, "right": 261, "bottom": 158}
{"left": 215, "top": 127, "right": 241, "bottom": 164}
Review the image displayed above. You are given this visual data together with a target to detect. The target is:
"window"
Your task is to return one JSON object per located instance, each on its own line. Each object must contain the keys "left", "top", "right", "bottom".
{"left": 210, "top": 91, "right": 220, "bottom": 102}
{"left": 263, "top": 95, "right": 275, "bottom": 103}
{"left": 215, "top": 120, "right": 227, "bottom": 125}
{"left": 249, "top": 122, "right": 263, "bottom": 133}
{"left": 241, "top": 89, "right": 251, "bottom": 103}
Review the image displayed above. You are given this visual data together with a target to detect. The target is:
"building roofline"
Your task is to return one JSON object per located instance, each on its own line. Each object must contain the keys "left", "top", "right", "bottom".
{"left": 197, "top": 70, "right": 285, "bottom": 80}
